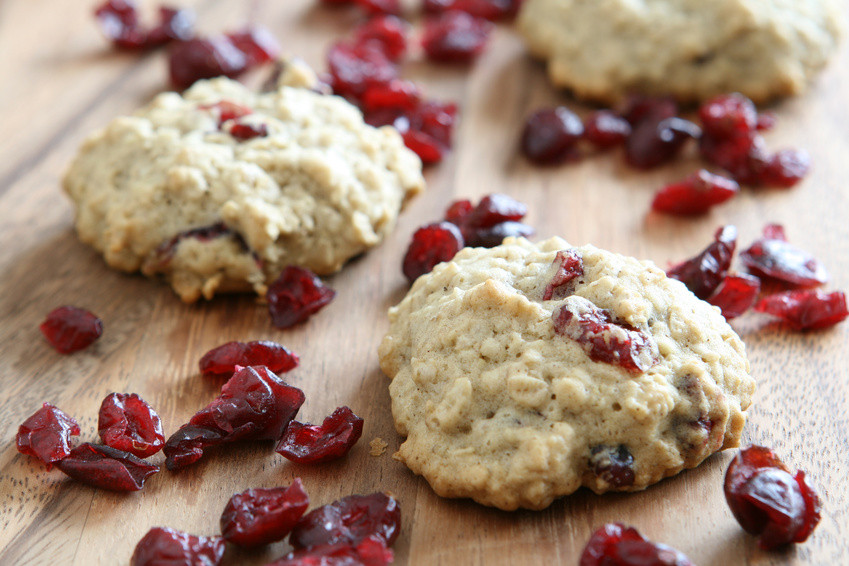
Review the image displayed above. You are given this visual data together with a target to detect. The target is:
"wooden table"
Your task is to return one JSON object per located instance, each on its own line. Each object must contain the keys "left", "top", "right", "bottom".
{"left": 1, "top": 1, "right": 847, "bottom": 564}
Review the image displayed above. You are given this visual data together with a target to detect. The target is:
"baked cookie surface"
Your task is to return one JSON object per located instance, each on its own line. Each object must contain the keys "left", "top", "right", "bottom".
{"left": 518, "top": 0, "right": 843, "bottom": 103}
{"left": 63, "top": 66, "right": 424, "bottom": 302}
{"left": 379, "top": 237, "right": 754, "bottom": 510}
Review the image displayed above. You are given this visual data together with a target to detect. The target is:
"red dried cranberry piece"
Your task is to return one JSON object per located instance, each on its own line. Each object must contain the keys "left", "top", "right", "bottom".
{"left": 739, "top": 225, "right": 828, "bottom": 287}
{"left": 269, "top": 534, "right": 393, "bottom": 566}
{"left": 651, "top": 169, "right": 739, "bottom": 215}
{"left": 402, "top": 221, "right": 464, "bottom": 282}
{"left": 169, "top": 36, "right": 248, "bottom": 90}
{"left": 146, "top": 7, "right": 195, "bottom": 47}
{"left": 754, "top": 290, "right": 848, "bottom": 331}
{"left": 698, "top": 93, "right": 758, "bottom": 140}
{"left": 762, "top": 223, "right": 787, "bottom": 241}
{"left": 466, "top": 221, "right": 535, "bottom": 247}
{"left": 16, "top": 403, "right": 80, "bottom": 469}
{"left": 98, "top": 393, "right": 165, "bottom": 458}
{"left": 40, "top": 306, "right": 103, "bottom": 354}
{"left": 589, "top": 445, "right": 635, "bottom": 488}
{"left": 543, "top": 249, "right": 584, "bottom": 301}
{"left": 200, "top": 340, "right": 299, "bottom": 377}
{"left": 362, "top": 80, "right": 422, "bottom": 113}
{"left": 424, "top": 0, "right": 523, "bottom": 20}
{"left": 724, "top": 445, "right": 822, "bottom": 549}
{"left": 445, "top": 194, "right": 534, "bottom": 248}
{"left": 149, "top": 223, "right": 243, "bottom": 270}
{"left": 553, "top": 296, "right": 656, "bottom": 372}
{"left": 667, "top": 225, "right": 737, "bottom": 300}
{"left": 355, "top": 0, "right": 401, "bottom": 15}
{"left": 759, "top": 149, "right": 810, "bottom": 188}
{"left": 707, "top": 274, "right": 761, "bottom": 319}
{"left": 225, "top": 27, "right": 281, "bottom": 66}
{"left": 520, "top": 107, "right": 584, "bottom": 165}
{"left": 220, "top": 479, "right": 310, "bottom": 547}
{"left": 445, "top": 199, "right": 474, "bottom": 224}
{"left": 410, "top": 101, "right": 457, "bottom": 147}
{"left": 276, "top": 406, "right": 365, "bottom": 464}
{"left": 583, "top": 110, "right": 631, "bottom": 150}
{"left": 422, "top": 11, "right": 493, "bottom": 63}
{"left": 228, "top": 121, "right": 269, "bottom": 140}
{"left": 327, "top": 41, "right": 398, "bottom": 99}
{"left": 131, "top": 527, "right": 225, "bottom": 566}
{"left": 200, "top": 100, "right": 253, "bottom": 124}
{"left": 625, "top": 116, "right": 701, "bottom": 170}
{"left": 56, "top": 443, "right": 159, "bottom": 491}
{"left": 617, "top": 95, "right": 678, "bottom": 126}
{"left": 579, "top": 523, "right": 694, "bottom": 566}
{"left": 699, "top": 131, "right": 769, "bottom": 185}
{"left": 354, "top": 15, "right": 410, "bottom": 62}
{"left": 95, "top": 1, "right": 195, "bottom": 50}
{"left": 290, "top": 492, "right": 401, "bottom": 549}
{"left": 402, "top": 130, "right": 444, "bottom": 164}
{"left": 267, "top": 266, "right": 336, "bottom": 329}
{"left": 463, "top": 193, "right": 527, "bottom": 228}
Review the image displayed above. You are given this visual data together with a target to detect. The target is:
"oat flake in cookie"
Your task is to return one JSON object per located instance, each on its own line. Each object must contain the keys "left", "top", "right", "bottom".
{"left": 63, "top": 62, "right": 424, "bottom": 302}
{"left": 518, "top": 0, "right": 843, "bottom": 103}
{"left": 379, "top": 237, "right": 754, "bottom": 511}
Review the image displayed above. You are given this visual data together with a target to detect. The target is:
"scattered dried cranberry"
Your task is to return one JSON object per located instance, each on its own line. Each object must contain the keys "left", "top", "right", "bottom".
{"left": 553, "top": 296, "right": 655, "bottom": 372}
{"left": 445, "top": 193, "right": 533, "bottom": 248}
{"left": 424, "top": 0, "right": 523, "bottom": 20}
{"left": 200, "top": 100, "right": 253, "bottom": 124}
{"left": 422, "top": 11, "right": 493, "bottom": 63}
{"left": 226, "top": 27, "right": 281, "bottom": 67}
{"left": 698, "top": 93, "right": 758, "bottom": 140}
{"left": 402, "top": 130, "right": 444, "bottom": 164}
{"left": 759, "top": 149, "right": 810, "bottom": 188}
{"left": 543, "top": 249, "right": 584, "bottom": 301}
{"left": 402, "top": 222, "right": 464, "bottom": 283}
{"left": 220, "top": 479, "right": 310, "bottom": 547}
{"left": 754, "top": 290, "right": 848, "bottom": 331}
{"left": 667, "top": 225, "right": 737, "bottom": 300}
{"left": 40, "top": 306, "right": 103, "bottom": 354}
{"left": 651, "top": 169, "right": 740, "bottom": 215}
{"left": 354, "top": 15, "right": 410, "bottom": 62}
{"left": 520, "top": 107, "right": 584, "bottom": 165}
{"left": 228, "top": 121, "right": 269, "bottom": 141}
{"left": 625, "top": 116, "right": 701, "bottom": 170}
{"left": 267, "top": 266, "right": 336, "bottom": 329}
{"left": 94, "top": 0, "right": 195, "bottom": 50}
{"left": 98, "top": 393, "right": 165, "bottom": 458}
{"left": 276, "top": 406, "right": 365, "bottom": 464}
{"left": 16, "top": 403, "right": 80, "bottom": 469}
{"left": 290, "top": 492, "right": 401, "bottom": 549}
{"left": 579, "top": 523, "right": 694, "bottom": 566}
{"left": 583, "top": 110, "right": 631, "bottom": 150}
{"left": 740, "top": 225, "right": 828, "bottom": 287}
{"left": 327, "top": 41, "right": 397, "bottom": 99}
{"left": 363, "top": 80, "right": 422, "bottom": 113}
{"left": 200, "top": 340, "right": 299, "bottom": 377}
{"left": 618, "top": 95, "right": 678, "bottom": 126}
{"left": 725, "top": 445, "right": 822, "bottom": 549}
{"left": 56, "top": 443, "right": 159, "bottom": 491}
{"left": 269, "top": 534, "right": 393, "bottom": 566}
{"left": 589, "top": 445, "right": 635, "bottom": 488}
{"left": 708, "top": 274, "right": 761, "bottom": 320}
{"left": 131, "top": 527, "right": 225, "bottom": 566}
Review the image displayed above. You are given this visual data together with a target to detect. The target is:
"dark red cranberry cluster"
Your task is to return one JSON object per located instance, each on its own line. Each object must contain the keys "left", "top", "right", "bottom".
{"left": 668, "top": 224, "right": 847, "bottom": 328}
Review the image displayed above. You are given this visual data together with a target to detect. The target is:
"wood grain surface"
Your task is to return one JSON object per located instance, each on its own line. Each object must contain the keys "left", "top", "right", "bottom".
{"left": 1, "top": 1, "right": 848, "bottom": 564}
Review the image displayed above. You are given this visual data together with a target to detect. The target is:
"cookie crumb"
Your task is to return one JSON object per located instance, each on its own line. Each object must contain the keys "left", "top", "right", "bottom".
{"left": 369, "top": 437, "right": 388, "bottom": 457}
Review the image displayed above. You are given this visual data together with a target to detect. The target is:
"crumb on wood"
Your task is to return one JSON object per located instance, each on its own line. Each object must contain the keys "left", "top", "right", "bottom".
{"left": 369, "top": 437, "right": 388, "bottom": 456}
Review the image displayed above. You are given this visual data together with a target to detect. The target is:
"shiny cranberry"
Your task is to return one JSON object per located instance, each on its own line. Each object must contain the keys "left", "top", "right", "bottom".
{"left": 422, "top": 11, "right": 493, "bottom": 63}
{"left": 708, "top": 274, "right": 761, "bottom": 319}
{"left": 94, "top": 1, "right": 195, "bottom": 50}
{"left": 423, "top": 0, "right": 523, "bottom": 20}
{"left": 583, "top": 110, "right": 631, "bottom": 149}
{"left": 617, "top": 95, "right": 678, "bottom": 126}
{"left": 739, "top": 225, "right": 828, "bottom": 287}
{"left": 362, "top": 80, "right": 422, "bottom": 113}
{"left": 725, "top": 445, "right": 822, "bottom": 549}
{"left": 290, "top": 492, "right": 401, "bottom": 549}
{"left": 220, "top": 480, "right": 310, "bottom": 547}
{"left": 589, "top": 445, "right": 635, "bottom": 488}
{"left": 520, "top": 107, "right": 584, "bottom": 165}
{"left": 327, "top": 41, "right": 397, "bottom": 99}
{"left": 200, "top": 340, "right": 299, "bottom": 377}
{"left": 267, "top": 266, "right": 336, "bottom": 329}
{"left": 699, "top": 132, "right": 771, "bottom": 185}
{"left": 698, "top": 93, "right": 758, "bottom": 140}
{"left": 269, "top": 534, "right": 393, "bottom": 566}
{"left": 40, "top": 306, "right": 103, "bottom": 354}
{"left": 759, "top": 149, "right": 810, "bottom": 188}
{"left": 445, "top": 194, "right": 534, "bottom": 248}
{"left": 754, "top": 290, "right": 848, "bottom": 331}
{"left": 402, "top": 130, "right": 444, "bottom": 164}
{"left": 667, "top": 225, "right": 737, "bottom": 300}
{"left": 402, "top": 222, "right": 464, "bottom": 282}
{"left": 98, "top": 393, "right": 165, "bottom": 458}
{"left": 463, "top": 193, "right": 527, "bottom": 227}
{"left": 467, "top": 221, "right": 535, "bottom": 247}
{"left": 276, "top": 406, "right": 364, "bottom": 464}
{"left": 146, "top": 7, "right": 196, "bottom": 47}
{"left": 200, "top": 100, "right": 252, "bottom": 124}
{"left": 16, "top": 403, "right": 80, "bottom": 469}
{"left": 543, "top": 249, "right": 584, "bottom": 300}
{"left": 228, "top": 122, "right": 269, "bottom": 140}
{"left": 625, "top": 116, "right": 701, "bottom": 169}
{"left": 56, "top": 443, "right": 159, "bottom": 491}
{"left": 226, "top": 27, "right": 281, "bottom": 66}
{"left": 444, "top": 199, "right": 474, "bottom": 225}
{"left": 131, "top": 527, "right": 225, "bottom": 566}
{"left": 354, "top": 15, "right": 410, "bottom": 61}
{"left": 651, "top": 169, "right": 739, "bottom": 215}
{"left": 580, "top": 523, "right": 694, "bottom": 566}
{"left": 403, "top": 100, "right": 458, "bottom": 161}
{"left": 169, "top": 36, "right": 248, "bottom": 89}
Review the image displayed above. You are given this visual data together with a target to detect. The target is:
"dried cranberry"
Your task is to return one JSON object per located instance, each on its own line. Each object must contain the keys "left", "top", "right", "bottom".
{"left": 98, "top": 393, "right": 165, "bottom": 458}
{"left": 466, "top": 221, "right": 535, "bottom": 247}
{"left": 759, "top": 149, "right": 810, "bottom": 188}
{"left": 667, "top": 225, "right": 737, "bottom": 300}
{"left": 362, "top": 80, "right": 422, "bottom": 113}
{"left": 422, "top": 11, "right": 493, "bottom": 63}
{"left": 355, "top": 0, "right": 401, "bottom": 14}
{"left": 354, "top": 15, "right": 410, "bottom": 61}
{"left": 267, "top": 266, "right": 336, "bottom": 329}
{"left": 146, "top": 7, "right": 195, "bottom": 47}
{"left": 699, "top": 132, "right": 770, "bottom": 185}
{"left": 16, "top": 403, "right": 80, "bottom": 469}
{"left": 625, "top": 116, "right": 701, "bottom": 170}
{"left": 410, "top": 101, "right": 457, "bottom": 147}
{"left": 94, "top": 0, "right": 195, "bottom": 50}
{"left": 583, "top": 110, "right": 631, "bottom": 150}
{"left": 131, "top": 527, "right": 225, "bottom": 566}
{"left": 402, "top": 130, "right": 445, "bottom": 164}
{"left": 708, "top": 274, "right": 761, "bottom": 319}
{"left": 148, "top": 223, "right": 243, "bottom": 269}
{"left": 579, "top": 523, "right": 694, "bottom": 566}
{"left": 617, "top": 95, "right": 678, "bottom": 126}
{"left": 402, "top": 222, "right": 464, "bottom": 282}
{"left": 169, "top": 36, "right": 248, "bottom": 90}
{"left": 589, "top": 445, "right": 635, "bottom": 488}
{"left": 228, "top": 121, "right": 269, "bottom": 140}
{"left": 698, "top": 93, "right": 758, "bottom": 140}
{"left": 424, "top": 0, "right": 523, "bottom": 20}
{"left": 651, "top": 169, "right": 739, "bottom": 215}
{"left": 269, "top": 534, "right": 393, "bottom": 566}
{"left": 40, "top": 306, "right": 103, "bottom": 354}
{"left": 543, "top": 249, "right": 584, "bottom": 300}
{"left": 463, "top": 193, "right": 527, "bottom": 228}
{"left": 754, "top": 290, "right": 848, "bottom": 331}
{"left": 739, "top": 225, "right": 828, "bottom": 287}
{"left": 200, "top": 340, "right": 299, "bottom": 377}
{"left": 724, "top": 445, "right": 822, "bottom": 549}
{"left": 445, "top": 194, "right": 534, "bottom": 248}
{"left": 553, "top": 296, "right": 655, "bottom": 372}
{"left": 221, "top": 479, "right": 310, "bottom": 547}
{"left": 225, "top": 27, "right": 281, "bottom": 66}
{"left": 200, "top": 100, "right": 253, "bottom": 124}
{"left": 276, "top": 406, "right": 365, "bottom": 464}
{"left": 444, "top": 199, "right": 474, "bottom": 224}
{"left": 327, "top": 41, "right": 397, "bottom": 99}
{"left": 290, "top": 492, "right": 401, "bottom": 549}
{"left": 520, "top": 107, "right": 584, "bottom": 165}
{"left": 56, "top": 443, "right": 159, "bottom": 491}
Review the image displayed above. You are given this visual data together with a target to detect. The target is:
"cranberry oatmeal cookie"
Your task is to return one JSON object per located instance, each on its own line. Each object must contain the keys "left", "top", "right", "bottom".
{"left": 63, "top": 61, "right": 424, "bottom": 302}
{"left": 379, "top": 237, "right": 754, "bottom": 510}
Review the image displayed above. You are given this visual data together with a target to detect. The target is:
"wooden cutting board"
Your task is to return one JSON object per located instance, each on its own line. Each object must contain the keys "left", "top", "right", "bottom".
{"left": 1, "top": 1, "right": 847, "bottom": 564}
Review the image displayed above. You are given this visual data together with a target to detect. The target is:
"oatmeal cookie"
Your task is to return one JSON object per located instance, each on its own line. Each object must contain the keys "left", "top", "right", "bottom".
{"left": 518, "top": 0, "right": 843, "bottom": 103}
{"left": 63, "top": 63, "right": 424, "bottom": 302}
{"left": 379, "top": 237, "right": 754, "bottom": 510}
